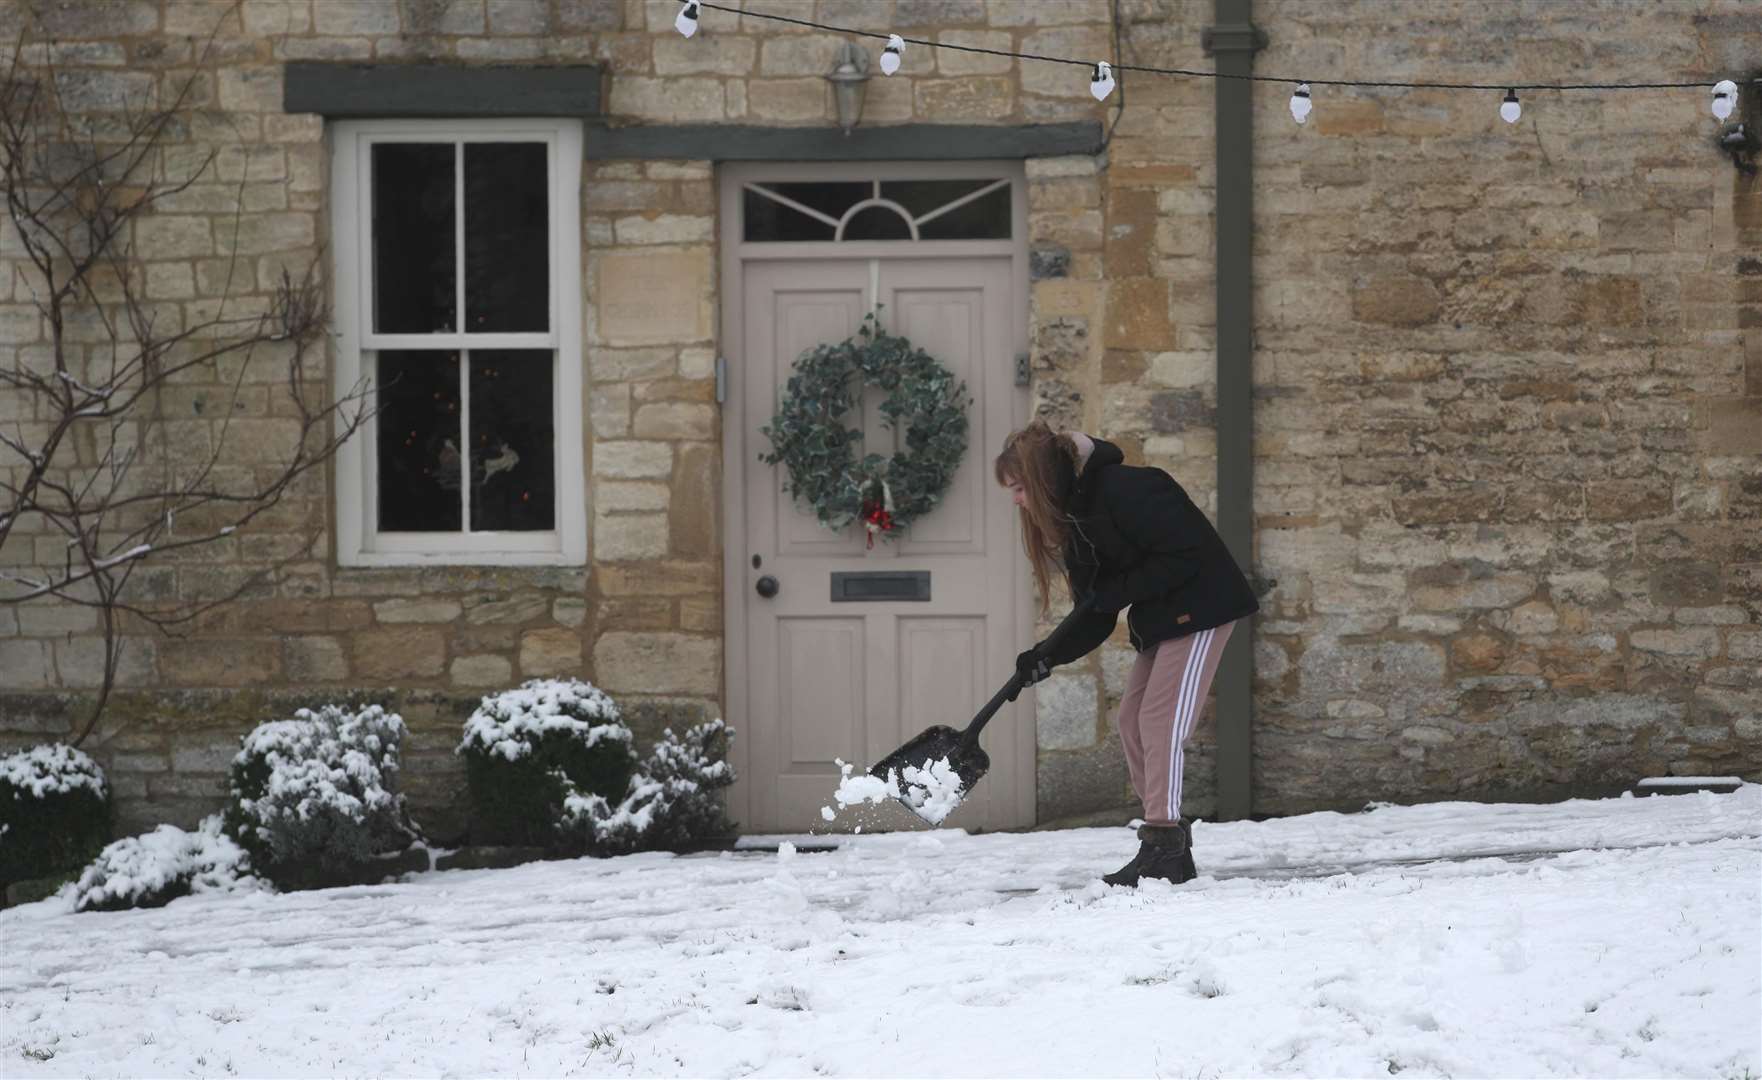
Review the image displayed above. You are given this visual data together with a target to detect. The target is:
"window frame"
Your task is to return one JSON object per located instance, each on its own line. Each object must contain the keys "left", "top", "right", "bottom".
{"left": 329, "top": 118, "right": 586, "bottom": 567}
{"left": 743, "top": 176, "right": 1014, "bottom": 242}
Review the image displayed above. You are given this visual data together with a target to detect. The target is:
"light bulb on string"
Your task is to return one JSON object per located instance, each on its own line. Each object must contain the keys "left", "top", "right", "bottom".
{"left": 1289, "top": 82, "right": 1312, "bottom": 124}
{"left": 655, "top": 2, "right": 1721, "bottom": 134}
{"left": 1090, "top": 61, "right": 1115, "bottom": 102}
{"left": 1711, "top": 79, "right": 1738, "bottom": 121}
{"left": 880, "top": 34, "right": 904, "bottom": 76}
{"left": 675, "top": 0, "right": 699, "bottom": 38}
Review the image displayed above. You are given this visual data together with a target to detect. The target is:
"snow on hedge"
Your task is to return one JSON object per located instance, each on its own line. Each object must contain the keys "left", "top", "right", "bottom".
{"left": 1, "top": 744, "right": 112, "bottom": 881}
{"left": 0, "top": 743, "right": 107, "bottom": 801}
{"left": 562, "top": 719, "right": 735, "bottom": 854}
{"left": 457, "top": 677, "right": 630, "bottom": 762}
{"left": 454, "top": 673, "right": 634, "bottom": 757}
{"left": 227, "top": 703, "right": 413, "bottom": 888}
{"left": 233, "top": 704, "right": 405, "bottom": 829}
{"left": 73, "top": 816, "right": 262, "bottom": 913}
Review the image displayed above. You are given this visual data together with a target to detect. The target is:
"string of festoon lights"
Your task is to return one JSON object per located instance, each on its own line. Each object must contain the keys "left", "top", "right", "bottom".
{"left": 672, "top": 0, "right": 1748, "bottom": 127}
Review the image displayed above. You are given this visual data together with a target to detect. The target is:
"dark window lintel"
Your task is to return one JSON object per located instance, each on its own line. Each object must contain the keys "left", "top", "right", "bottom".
{"left": 583, "top": 122, "right": 1103, "bottom": 161}
{"left": 284, "top": 62, "right": 604, "bottom": 118}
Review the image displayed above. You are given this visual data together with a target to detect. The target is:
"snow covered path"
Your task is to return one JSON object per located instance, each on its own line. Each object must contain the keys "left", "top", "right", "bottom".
{"left": 4, "top": 787, "right": 1758, "bottom": 1078}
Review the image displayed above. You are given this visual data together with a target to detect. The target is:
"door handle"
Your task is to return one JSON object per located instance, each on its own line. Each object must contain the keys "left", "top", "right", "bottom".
{"left": 755, "top": 575, "right": 779, "bottom": 599}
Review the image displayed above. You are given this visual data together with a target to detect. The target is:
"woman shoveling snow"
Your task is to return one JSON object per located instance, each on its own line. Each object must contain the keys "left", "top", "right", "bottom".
{"left": 996, "top": 421, "right": 1260, "bottom": 888}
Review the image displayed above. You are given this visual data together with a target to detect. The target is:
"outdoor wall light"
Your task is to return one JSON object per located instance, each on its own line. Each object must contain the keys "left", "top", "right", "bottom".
{"left": 1720, "top": 123, "right": 1755, "bottom": 176}
{"left": 826, "top": 40, "right": 871, "bottom": 135}
{"left": 1714, "top": 75, "right": 1759, "bottom": 176}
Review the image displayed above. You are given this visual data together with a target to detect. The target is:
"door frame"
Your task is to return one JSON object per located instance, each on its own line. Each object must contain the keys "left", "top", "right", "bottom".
{"left": 717, "top": 159, "right": 1034, "bottom": 832}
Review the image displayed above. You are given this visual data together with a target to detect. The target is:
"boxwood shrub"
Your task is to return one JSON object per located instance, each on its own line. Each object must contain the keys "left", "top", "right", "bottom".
{"left": 224, "top": 703, "right": 414, "bottom": 890}
{"left": 457, "top": 678, "right": 637, "bottom": 849}
{"left": 563, "top": 719, "right": 737, "bottom": 856}
{"left": 0, "top": 744, "right": 112, "bottom": 888}
{"left": 74, "top": 816, "right": 262, "bottom": 912}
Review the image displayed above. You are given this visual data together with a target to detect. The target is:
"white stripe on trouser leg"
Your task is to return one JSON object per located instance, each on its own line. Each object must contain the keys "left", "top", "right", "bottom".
{"left": 1164, "top": 630, "right": 1207, "bottom": 821}
{"left": 1165, "top": 628, "right": 1213, "bottom": 822}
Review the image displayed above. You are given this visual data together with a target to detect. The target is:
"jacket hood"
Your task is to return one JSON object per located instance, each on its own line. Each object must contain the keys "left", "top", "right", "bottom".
{"left": 1069, "top": 435, "right": 1124, "bottom": 508}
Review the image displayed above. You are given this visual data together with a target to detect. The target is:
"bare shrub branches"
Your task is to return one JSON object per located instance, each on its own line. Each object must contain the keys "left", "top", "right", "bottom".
{"left": 0, "top": 27, "right": 373, "bottom": 745}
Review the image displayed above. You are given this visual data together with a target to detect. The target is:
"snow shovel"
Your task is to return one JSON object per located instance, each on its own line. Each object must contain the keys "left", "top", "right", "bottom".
{"left": 869, "top": 596, "right": 1097, "bottom": 823}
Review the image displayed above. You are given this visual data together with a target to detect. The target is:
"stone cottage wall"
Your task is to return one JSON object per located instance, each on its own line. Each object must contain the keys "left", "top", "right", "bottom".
{"left": 0, "top": 0, "right": 1757, "bottom": 839}
{"left": 0, "top": 0, "right": 1124, "bottom": 839}
{"left": 1051, "top": 0, "right": 1762, "bottom": 816}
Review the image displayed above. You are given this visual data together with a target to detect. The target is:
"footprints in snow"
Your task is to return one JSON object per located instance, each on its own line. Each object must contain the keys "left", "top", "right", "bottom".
{"left": 1123, "top": 963, "right": 1229, "bottom": 999}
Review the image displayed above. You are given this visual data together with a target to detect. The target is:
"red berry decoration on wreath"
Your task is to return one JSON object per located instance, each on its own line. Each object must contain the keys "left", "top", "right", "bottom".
{"left": 859, "top": 483, "right": 896, "bottom": 549}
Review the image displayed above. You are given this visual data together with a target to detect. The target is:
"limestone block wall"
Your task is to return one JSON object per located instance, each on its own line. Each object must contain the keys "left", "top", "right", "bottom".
{"left": 0, "top": 0, "right": 1118, "bottom": 839}
{"left": 0, "top": 0, "right": 1756, "bottom": 838}
{"left": 1028, "top": 0, "right": 1762, "bottom": 819}
{"left": 1241, "top": 0, "right": 1761, "bottom": 812}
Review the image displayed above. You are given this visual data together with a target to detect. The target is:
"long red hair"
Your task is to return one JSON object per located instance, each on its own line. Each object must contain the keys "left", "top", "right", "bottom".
{"left": 994, "top": 420, "right": 1079, "bottom": 614}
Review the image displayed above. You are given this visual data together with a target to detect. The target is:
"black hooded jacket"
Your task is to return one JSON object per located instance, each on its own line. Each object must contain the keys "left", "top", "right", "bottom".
{"left": 1041, "top": 437, "right": 1260, "bottom": 666}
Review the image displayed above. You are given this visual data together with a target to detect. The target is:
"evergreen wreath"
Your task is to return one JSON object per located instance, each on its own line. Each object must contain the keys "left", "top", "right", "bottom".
{"left": 760, "top": 311, "right": 971, "bottom": 546}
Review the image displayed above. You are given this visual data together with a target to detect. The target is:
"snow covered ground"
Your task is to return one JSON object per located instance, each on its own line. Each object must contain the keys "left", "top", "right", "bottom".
{"left": 3, "top": 786, "right": 1758, "bottom": 1078}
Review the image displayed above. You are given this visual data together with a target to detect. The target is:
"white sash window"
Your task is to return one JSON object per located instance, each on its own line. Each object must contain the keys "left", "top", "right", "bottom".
{"left": 330, "top": 119, "right": 585, "bottom": 566}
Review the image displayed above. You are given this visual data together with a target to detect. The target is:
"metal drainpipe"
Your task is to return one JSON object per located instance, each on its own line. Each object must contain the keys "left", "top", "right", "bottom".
{"left": 1203, "top": 0, "right": 1265, "bottom": 821}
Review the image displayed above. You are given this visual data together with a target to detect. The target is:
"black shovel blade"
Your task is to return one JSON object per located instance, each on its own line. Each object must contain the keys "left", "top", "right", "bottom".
{"left": 869, "top": 725, "right": 991, "bottom": 823}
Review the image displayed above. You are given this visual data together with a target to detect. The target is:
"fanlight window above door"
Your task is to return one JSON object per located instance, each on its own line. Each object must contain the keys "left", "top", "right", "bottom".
{"left": 742, "top": 178, "right": 1013, "bottom": 242}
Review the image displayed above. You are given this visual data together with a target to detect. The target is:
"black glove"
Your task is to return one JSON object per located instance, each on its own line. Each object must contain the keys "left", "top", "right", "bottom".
{"left": 1008, "top": 647, "right": 1052, "bottom": 701}
{"left": 1087, "top": 575, "right": 1130, "bottom": 614}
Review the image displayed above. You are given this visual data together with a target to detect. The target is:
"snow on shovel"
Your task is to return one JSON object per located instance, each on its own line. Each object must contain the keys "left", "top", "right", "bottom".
{"left": 868, "top": 597, "right": 1097, "bottom": 824}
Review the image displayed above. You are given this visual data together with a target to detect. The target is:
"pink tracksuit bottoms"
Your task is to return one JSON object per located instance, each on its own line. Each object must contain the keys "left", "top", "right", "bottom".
{"left": 1115, "top": 618, "right": 1240, "bottom": 825}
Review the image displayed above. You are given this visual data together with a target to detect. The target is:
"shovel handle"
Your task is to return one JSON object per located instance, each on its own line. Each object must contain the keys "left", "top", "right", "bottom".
{"left": 961, "top": 595, "right": 1098, "bottom": 744}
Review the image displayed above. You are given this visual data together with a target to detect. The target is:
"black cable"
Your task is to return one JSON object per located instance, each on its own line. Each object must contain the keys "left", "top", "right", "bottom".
{"left": 694, "top": 1, "right": 1724, "bottom": 92}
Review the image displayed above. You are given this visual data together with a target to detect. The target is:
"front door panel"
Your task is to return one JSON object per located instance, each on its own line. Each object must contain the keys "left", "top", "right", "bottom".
{"left": 736, "top": 255, "right": 1027, "bottom": 833}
